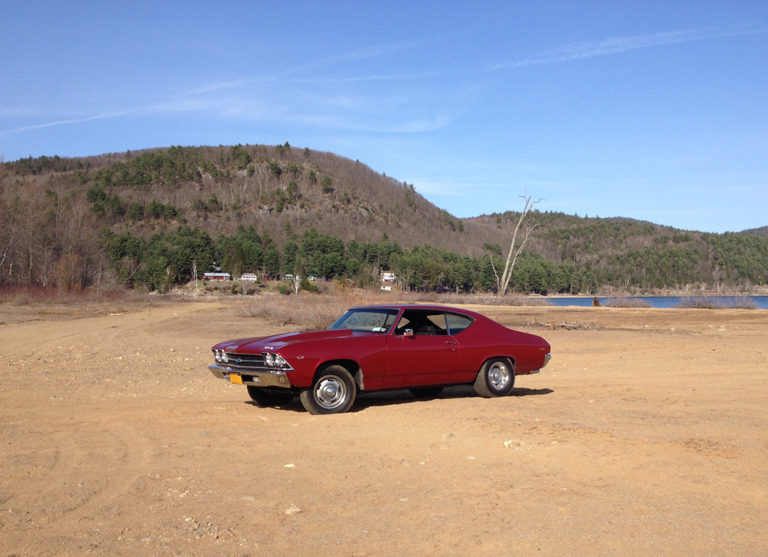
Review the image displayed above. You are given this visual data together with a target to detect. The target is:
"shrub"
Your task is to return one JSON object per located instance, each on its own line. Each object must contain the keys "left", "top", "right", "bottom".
{"left": 603, "top": 298, "right": 651, "bottom": 308}
{"left": 300, "top": 277, "right": 320, "bottom": 293}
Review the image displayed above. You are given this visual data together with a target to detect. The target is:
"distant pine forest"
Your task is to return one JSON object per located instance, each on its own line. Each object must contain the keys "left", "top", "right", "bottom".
{"left": 2, "top": 144, "right": 767, "bottom": 295}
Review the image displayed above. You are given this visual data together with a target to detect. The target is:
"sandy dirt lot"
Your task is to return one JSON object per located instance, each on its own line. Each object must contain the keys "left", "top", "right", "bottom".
{"left": 1, "top": 298, "right": 766, "bottom": 556}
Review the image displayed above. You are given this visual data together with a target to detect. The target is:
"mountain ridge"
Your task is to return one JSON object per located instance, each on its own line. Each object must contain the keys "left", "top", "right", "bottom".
{"left": 2, "top": 144, "right": 767, "bottom": 293}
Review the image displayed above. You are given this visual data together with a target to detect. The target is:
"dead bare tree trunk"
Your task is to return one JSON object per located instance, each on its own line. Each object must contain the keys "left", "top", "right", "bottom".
{"left": 497, "top": 195, "right": 539, "bottom": 297}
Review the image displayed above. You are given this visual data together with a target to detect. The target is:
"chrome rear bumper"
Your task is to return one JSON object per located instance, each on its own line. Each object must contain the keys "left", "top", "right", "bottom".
{"left": 528, "top": 353, "right": 551, "bottom": 374}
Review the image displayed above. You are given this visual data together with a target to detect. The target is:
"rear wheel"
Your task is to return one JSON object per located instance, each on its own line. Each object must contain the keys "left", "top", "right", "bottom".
{"left": 474, "top": 358, "right": 515, "bottom": 398}
{"left": 247, "top": 385, "right": 294, "bottom": 406}
{"left": 299, "top": 365, "right": 357, "bottom": 414}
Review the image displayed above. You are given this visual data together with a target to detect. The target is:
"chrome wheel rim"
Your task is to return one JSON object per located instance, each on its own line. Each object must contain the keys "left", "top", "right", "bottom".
{"left": 488, "top": 361, "right": 511, "bottom": 391}
{"left": 315, "top": 376, "right": 346, "bottom": 409}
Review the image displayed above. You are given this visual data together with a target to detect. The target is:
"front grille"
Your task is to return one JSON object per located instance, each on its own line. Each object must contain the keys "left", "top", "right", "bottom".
{"left": 219, "top": 352, "right": 265, "bottom": 370}
{"left": 214, "top": 351, "right": 293, "bottom": 372}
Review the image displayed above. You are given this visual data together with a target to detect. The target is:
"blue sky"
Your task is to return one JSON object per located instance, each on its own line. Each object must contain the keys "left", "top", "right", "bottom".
{"left": 2, "top": 1, "right": 766, "bottom": 233}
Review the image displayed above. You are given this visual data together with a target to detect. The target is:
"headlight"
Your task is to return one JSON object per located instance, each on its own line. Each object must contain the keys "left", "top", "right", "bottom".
{"left": 263, "top": 352, "right": 290, "bottom": 369}
{"left": 273, "top": 354, "right": 289, "bottom": 368}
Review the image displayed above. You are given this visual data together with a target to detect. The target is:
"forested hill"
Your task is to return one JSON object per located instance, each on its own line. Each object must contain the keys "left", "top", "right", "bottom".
{"left": 1, "top": 144, "right": 767, "bottom": 294}
{"left": 744, "top": 226, "right": 768, "bottom": 238}
{"left": 2, "top": 144, "right": 470, "bottom": 250}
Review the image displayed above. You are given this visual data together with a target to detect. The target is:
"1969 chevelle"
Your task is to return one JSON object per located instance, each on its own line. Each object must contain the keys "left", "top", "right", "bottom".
{"left": 208, "top": 305, "right": 551, "bottom": 414}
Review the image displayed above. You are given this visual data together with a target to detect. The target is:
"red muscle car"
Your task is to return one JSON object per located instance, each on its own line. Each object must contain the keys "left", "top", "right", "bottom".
{"left": 208, "top": 305, "right": 551, "bottom": 414}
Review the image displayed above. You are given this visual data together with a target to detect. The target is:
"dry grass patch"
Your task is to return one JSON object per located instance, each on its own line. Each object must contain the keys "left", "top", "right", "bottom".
{"left": 235, "top": 289, "right": 557, "bottom": 329}
{"left": 237, "top": 290, "right": 386, "bottom": 329}
{"left": 678, "top": 296, "right": 757, "bottom": 309}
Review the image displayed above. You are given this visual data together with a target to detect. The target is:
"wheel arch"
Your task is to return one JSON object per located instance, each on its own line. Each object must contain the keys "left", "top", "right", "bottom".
{"left": 479, "top": 355, "right": 516, "bottom": 375}
{"left": 315, "top": 359, "right": 364, "bottom": 390}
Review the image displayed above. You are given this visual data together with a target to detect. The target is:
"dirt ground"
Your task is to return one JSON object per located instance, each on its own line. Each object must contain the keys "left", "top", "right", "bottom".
{"left": 1, "top": 298, "right": 766, "bottom": 556}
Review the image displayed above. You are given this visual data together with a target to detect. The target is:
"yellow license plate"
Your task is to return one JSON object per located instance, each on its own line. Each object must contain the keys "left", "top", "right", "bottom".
{"left": 229, "top": 374, "right": 243, "bottom": 385}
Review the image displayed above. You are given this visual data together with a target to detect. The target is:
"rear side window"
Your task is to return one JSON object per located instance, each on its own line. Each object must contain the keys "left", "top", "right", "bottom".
{"left": 446, "top": 313, "right": 473, "bottom": 335}
{"left": 394, "top": 310, "right": 448, "bottom": 336}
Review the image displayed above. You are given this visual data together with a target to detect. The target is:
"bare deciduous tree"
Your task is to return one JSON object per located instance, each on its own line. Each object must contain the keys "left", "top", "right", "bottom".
{"left": 493, "top": 194, "right": 539, "bottom": 296}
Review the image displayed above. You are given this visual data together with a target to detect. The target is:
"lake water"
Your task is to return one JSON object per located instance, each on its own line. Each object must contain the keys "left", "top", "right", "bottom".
{"left": 541, "top": 296, "right": 768, "bottom": 310}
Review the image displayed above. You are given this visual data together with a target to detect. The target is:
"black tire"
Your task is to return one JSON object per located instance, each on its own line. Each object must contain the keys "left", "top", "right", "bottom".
{"left": 299, "top": 365, "right": 357, "bottom": 414}
{"left": 247, "top": 385, "right": 294, "bottom": 406}
{"left": 474, "top": 358, "right": 515, "bottom": 398}
{"left": 409, "top": 386, "right": 444, "bottom": 400}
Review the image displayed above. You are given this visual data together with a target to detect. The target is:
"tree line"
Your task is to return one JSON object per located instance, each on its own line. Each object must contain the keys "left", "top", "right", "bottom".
{"left": 3, "top": 192, "right": 766, "bottom": 294}
{"left": 99, "top": 225, "right": 766, "bottom": 295}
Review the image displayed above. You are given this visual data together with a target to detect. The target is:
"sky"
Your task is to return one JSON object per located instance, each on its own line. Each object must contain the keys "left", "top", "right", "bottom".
{"left": 2, "top": 1, "right": 767, "bottom": 233}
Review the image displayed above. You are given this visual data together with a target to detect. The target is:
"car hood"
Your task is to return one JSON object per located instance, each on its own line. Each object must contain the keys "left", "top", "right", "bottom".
{"left": 213, "top": 328, "right": 356, "bottom": 353}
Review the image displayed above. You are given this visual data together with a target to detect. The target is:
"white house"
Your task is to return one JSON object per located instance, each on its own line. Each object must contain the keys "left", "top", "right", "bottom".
{"left": 202, "top": 272, "right": 231, "bottom": 281}
{"left": 381, "top": 271, "right": 397, "bottom": 291}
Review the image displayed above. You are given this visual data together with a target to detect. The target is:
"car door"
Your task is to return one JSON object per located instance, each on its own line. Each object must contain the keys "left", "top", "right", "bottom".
{"left": 384, "top": 310, "right": 463, "bottom": 388}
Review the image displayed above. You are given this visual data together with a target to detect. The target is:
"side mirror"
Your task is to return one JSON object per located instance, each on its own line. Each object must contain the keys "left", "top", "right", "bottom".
{"left": 403, "top": 328, "right": 414, "bottom": 338}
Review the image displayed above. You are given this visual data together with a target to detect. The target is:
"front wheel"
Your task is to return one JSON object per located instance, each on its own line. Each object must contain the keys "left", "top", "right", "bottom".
{"left": 474, "top": 358, "right": 515, "bottom": 398}
{"left": 299, "top": 365, "right": 357, "bottom": 414}
{"left": 247, "top": 385, "right": 294, "bottom": 406}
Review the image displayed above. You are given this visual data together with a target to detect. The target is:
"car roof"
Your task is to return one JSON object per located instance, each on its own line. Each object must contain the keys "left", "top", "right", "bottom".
{"left": 349, "top": 304, "right": 482, "bottom": 317}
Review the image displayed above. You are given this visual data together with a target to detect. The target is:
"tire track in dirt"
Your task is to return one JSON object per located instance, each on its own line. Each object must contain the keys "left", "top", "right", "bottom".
{"left": 2, "top": 416, "right": 153, "bottom": 554}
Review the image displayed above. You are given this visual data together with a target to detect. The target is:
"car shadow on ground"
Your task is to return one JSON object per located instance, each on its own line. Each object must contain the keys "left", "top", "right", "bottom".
{"left": 352, "top": 385, "right": 554, "bottom": 412}
{"left": 243, "top": 384, "right": 553, "bottom": 413}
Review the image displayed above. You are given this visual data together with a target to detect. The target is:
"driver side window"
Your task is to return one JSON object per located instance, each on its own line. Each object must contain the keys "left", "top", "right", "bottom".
{"left": 395, "top": 310, "right": 448, "bottom": 336}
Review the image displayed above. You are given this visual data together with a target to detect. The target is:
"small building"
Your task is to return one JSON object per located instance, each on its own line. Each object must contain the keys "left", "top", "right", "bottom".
{"left": 202, "top": 272, "right": 231, "bottom": 281}
{"left": 381, "top": 271, "right": 397, "bottom": 291}
{"left": 240, "top": 273, "right": 259, "bottom": 282}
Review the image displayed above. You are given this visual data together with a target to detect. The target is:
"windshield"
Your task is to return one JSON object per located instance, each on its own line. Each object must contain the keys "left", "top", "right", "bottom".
{"left": 328, "top": 308, "right": 399, "bottom": 333}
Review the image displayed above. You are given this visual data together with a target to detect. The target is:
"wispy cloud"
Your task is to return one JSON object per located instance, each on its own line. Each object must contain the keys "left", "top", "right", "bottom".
{"left": 288, "top": 70, "right": 450, "bottom": 84}
{"left": 489, "top": 25, "right": 767, "bottom": 70}
{"left": 191, "top": 70, "right": 446, "bottom": 98}
{"left": 191, "top": 37, "right": 448, "bottom": 96}
{"left": 0, "top": 111, "right": 130, "bottom": 135}
{"left": 6, "top": 25, "right": 762, "bottom": 139}
{"left": 279, "top": 35, "right": 448, "bottom": 77}
{"left": 189, "top": 78, "right": 266, "bottom": 95}
{"left": 2, "top": 35, "right": 444, "bottom": 137}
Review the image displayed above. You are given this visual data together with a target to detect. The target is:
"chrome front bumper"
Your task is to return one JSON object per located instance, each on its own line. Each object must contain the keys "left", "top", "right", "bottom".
{"left": 208, "top": 364, "right": 292, "bottom": 388}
